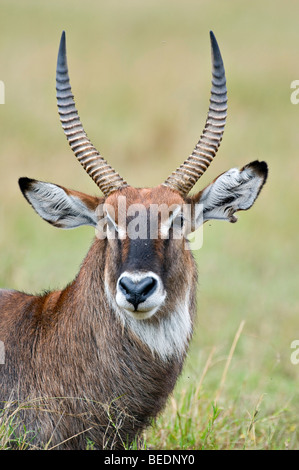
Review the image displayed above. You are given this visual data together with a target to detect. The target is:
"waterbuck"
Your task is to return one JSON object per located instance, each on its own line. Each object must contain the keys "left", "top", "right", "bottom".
{"left": 0, "top": 31, "right": 267, "bottom": 449}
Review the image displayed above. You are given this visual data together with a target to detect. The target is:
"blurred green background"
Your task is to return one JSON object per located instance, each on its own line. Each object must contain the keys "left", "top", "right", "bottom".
{"left": 0, "top": 0, "right": 298, "bottom": 448}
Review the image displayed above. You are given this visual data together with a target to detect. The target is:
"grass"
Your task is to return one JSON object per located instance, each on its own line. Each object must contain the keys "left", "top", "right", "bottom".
{"left": 0, "top": 396, "right": 134, "bottom": 450}
{"left": 0, "top": 400, "right": 38, "bottom": 450}
{"left": 145, "top": 322, "right": 299, "bottom": 450}
{"left": 0, "top": 0, "right": 298, "bottom": 450}
{"left": 2, "top": 322, "right": 297, "bottom": 449}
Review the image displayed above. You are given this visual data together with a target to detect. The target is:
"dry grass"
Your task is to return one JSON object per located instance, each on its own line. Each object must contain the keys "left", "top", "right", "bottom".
{"left": 146, "top": 322, "right": 299, "bottom": 450}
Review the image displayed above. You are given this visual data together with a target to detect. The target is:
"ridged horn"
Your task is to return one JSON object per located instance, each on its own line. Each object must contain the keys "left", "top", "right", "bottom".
{"left": 163, "top": 31, "right": 227, "bottom": 195}
{"left": 56, "top": 31, "right": 128, "bottom": 197}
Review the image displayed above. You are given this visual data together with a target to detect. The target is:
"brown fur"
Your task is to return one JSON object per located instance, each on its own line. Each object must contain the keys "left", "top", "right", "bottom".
{"left": 0, "top": 185, "right": 197, "bottom": 450}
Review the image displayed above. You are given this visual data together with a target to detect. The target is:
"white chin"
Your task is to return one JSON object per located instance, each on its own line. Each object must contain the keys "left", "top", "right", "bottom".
{"left": 123, "top": 307, "right": 158, "bottom": 320}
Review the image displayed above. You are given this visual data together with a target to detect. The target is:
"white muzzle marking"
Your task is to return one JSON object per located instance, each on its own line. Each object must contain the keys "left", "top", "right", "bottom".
{"left": 116, "top": 271, "right": 166, "bottom": 320}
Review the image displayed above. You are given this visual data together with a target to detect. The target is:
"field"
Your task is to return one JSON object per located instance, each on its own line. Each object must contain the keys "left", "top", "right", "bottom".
{"left": 0, "top": 0, "right": 298, "bottom": 449}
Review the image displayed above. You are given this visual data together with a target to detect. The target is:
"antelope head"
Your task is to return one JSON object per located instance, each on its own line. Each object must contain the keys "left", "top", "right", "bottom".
{"left": 19, "top": 31, "right": 268, "bottom": 327}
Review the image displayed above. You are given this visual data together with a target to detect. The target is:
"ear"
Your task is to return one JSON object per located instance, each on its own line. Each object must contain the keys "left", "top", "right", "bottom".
{"left": 19, "top": 177, "right": 103, "bottom": 229}
{"left": 191, "top": 160, "right": 268, "bottom": 228}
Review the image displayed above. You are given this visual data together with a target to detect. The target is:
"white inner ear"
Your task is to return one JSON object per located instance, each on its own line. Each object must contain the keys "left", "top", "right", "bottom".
{"left": 25, "top": 182, "right": 97, "bottom": 229}
{"left": 196, "top": 166, "right": 265, "bottom": 226}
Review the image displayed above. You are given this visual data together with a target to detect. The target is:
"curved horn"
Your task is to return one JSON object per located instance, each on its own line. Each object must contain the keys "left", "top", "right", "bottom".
{"left": 163, "top": 31, "right": 227, "bottom": 195}
{"left": 56, "top": 31, "right": 128, "bottom": 197}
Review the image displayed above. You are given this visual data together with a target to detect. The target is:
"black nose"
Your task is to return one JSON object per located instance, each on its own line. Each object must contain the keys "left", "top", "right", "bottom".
{"left": 119, "top": 276, "right": 157, "bottom": 310}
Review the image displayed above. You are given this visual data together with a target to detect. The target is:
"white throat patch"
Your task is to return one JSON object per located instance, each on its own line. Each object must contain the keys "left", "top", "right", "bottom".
{"left": 106, "top": 283, "right": 192, "bottom": 361}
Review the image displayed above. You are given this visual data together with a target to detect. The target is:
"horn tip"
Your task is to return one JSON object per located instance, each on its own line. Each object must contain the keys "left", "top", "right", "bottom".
{"left": 59, "top": 30, "right": 66, "bottom": 48}
{"left": 57, "top": 31, "right": 67, "bottom": 67}
{"left": 209, "top": 30, "right": 223, "bottom": 66}
{"left": 209, "top": 30, "right": 217, "bottom": 45}
{"left": 57, "top": 31, "right": 67, "bottom": 71}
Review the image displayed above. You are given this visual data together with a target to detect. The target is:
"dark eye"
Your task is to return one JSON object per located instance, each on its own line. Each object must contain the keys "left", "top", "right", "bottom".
{"left": 172, "top": 214, "right": 184, "bottom": 229}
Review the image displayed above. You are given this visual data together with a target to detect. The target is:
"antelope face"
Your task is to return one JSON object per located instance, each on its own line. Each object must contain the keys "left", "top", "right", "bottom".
{"left": 18, "top": 30, "right": 268, "bottom": 325}
{"left": 102, "top": 186, "right": 193, "bottom": 320}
